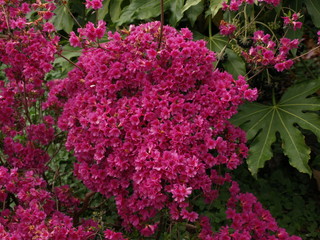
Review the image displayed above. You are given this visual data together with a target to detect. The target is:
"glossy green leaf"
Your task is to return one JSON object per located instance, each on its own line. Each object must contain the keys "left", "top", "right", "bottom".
{"left": 305, "top": 0, "right": 320, "bottom": 28}
{"left": 52, "top": 5, "right": 74, "bottom": 33}
{"left": 181, "top": 0, "right": 202, "bottom": 13}
{"left": 205, "top": 0, "right": 225, "bottom": 18}
{"left": 116, "top": 0, "right": 172, "bottom": 26}
{"left": 185, "top": 0, "right": 204, "bottom": 26}
{"left": 97, "top": 0, "right": 111, "bottom": 20}
{"left": 110, "top": 0, "right": 125, "bottom": 23}
{"left": 231, "top": 79, "right": 320, "bottom": 176}
{"left": 222, "top": 48, "right": 246, "bottom": 78}
{"left": 169, "top": 0, "right": 184, "bottom": 26}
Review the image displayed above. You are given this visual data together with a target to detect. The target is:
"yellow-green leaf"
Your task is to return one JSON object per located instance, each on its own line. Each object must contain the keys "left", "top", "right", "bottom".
{"left": 97, "top": 0, "right": 111, "bottom": 20}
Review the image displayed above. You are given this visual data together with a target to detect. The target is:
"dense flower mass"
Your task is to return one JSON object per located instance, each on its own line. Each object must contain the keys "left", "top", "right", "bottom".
{"left": 0, "top": 1, "right": 99, "bottom": 239}
{"left": 0, "top": 167, "right": 97, "bottom": 239}
{"left": 46, "top": 21, "right": 259, "bottom": 234}
{"left": 0, "top": 0, "right": 58, "bottom": 172}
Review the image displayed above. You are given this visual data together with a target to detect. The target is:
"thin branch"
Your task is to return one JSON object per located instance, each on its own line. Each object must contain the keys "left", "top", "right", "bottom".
{"left": 73, "top": 191, "right": 96, "bottom": 226}
{"left": 291, "top": 45, "right": 320, "bottom": 61}
{"left": 59, "top": 0, "right": 82, "bottom": 29}
{"left": 1, "top": 6, "right": 12, "bottom": 36}
{"left": 22, "top": 81, "right": 33, "bottom": 124}
{"left": 246, "top": 67, "right": 265, "bottom": 82}
{"left": 56, "top": 51, "right": 84, "bottom": 72}
{"left": 157, "top": 0, "right": 164, "bottom": 50}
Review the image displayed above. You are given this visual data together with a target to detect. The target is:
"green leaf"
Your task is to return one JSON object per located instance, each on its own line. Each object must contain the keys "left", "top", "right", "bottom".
{"left": 222, "top": 48, "right": 246, "bottom": 78}
{"left": 181, "top": 0, "right": 202, "bottom": 13}
{"left": 231, "top": 79, "right": 320, "bottom": 176}
{"left": 207, "top": 34, "right": 228, "bottom": 52}
{"left": 205, "top": 0, "right": 225, "bottom": 18}
{"left": 305, "top": 0, "right": 320, "bottom": 28}
{"left": 169, "top": 0, "right": 184, "bottom": 26}
{"left": 54, "top": 46, "right": 82, "bottom": 65}
{"left": 97, "top": 0, "right": 111, "bottom": 20}
{"left": 285, "top": 0, "right": 303, "bottom": 11}
{"left": 116, "top": 0, "right": 172, "bottom": 26}
{"left": 110, "top": 0, "right": 125, "bottom": 23}
{"left": 52, "top": 5, "right": 74, "bottom": 33}
{"left": 185, "top": 0, "right": 204, "bottom": 27}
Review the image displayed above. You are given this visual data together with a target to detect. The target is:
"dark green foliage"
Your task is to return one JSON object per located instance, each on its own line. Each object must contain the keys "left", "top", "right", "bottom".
{"left": 234, "top": 162, "right": 320, "bottom": 239}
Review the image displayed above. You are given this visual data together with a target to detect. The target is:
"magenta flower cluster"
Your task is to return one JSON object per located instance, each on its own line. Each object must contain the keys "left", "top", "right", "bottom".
{"left": 0, "top": 167, "right": 96, "bottom": 239}
{"left": 69, "top": 20, "right": 106, "bottom": 47}
{"left": 46, "top": 21, "right": 258, "bottom": 235}
{"left": 282, "top": 13, "right": 303, "bottom": 31}
{"left": 85, "top": 0, "right": 103, "bottom": 10}
{"left": 0, "top": 1, "right": 98, "bottom": 239}
{"left": 0, "top": 0, "right": 59, "bottom": 172}
{"left": 45, "top": 19, "right": 302, "bottom": 238}
{"left": 242, "top": 30, "right": 299, "bottom": 72}
{"left": 198, "top": 177, "right": 301, "bottom": 240}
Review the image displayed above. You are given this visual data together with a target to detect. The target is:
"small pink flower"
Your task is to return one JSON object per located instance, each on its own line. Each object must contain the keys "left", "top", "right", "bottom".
{"left": 219, "top": 20, "right": 236, "bottom": 36}
{"left": 274, "top": 62, "right": 285, "bottom": 72}
{"left": 282, "top": 13, "right": 302, "bottom": 30}
{"left": 292, "top": 21, "right": 302, "bottom": 30}
{"left": 104, "top": 229, "right": 127, "bottom": 240}
{"left": 170, "top": 184, "right": 192, "bottom": 202}
{"left": 69, "top": 31, "right": 81, "bottom": 47}
{"left": 43, "top": 22, "right": 55, "bottom": 32}
{"left": 85, "top": 0, "right": 103, "bottom": 9}
{"left": 43, "top": 11, "right": 54, "bottom": 20}
{"left": 181, "top": 209, "right": 198, "bottom": 222}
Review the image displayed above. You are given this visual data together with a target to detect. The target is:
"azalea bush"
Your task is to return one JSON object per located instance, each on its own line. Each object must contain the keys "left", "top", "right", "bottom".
{"left": 0, "top": 0, "right": 319, "bottom": 239}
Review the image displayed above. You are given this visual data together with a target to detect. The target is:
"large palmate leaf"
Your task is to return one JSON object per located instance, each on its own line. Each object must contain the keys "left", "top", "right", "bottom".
{"left": 207, "top": 34, "right": 228, "bottom": 53}
{"left": 231, "top": 79, "right": 320, "bottom": 176}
